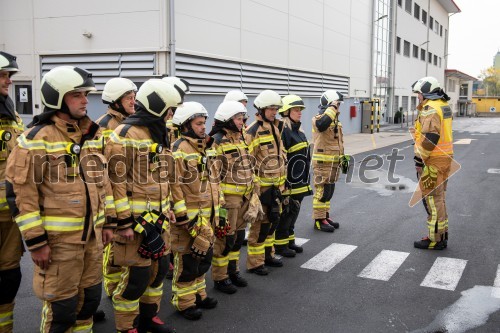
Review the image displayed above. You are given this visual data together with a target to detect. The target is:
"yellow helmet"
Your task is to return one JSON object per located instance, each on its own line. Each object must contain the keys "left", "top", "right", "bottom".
{"left": 279, "top": 94, "right": 305, "bottom": 114}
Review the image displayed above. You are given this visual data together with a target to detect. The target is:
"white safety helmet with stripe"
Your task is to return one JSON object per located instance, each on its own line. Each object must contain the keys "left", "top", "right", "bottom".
{"left": 136, "top": 79, "right": 184, "bottom": 118}
{"left": 172, "top": 101, "right": 208, "bottom": 127}
{"left": 0, "top": 51, "right": 19, "bottom": 75}
{"left": 102, "top": 78, "right": 137, "bottom": 104}
{"left": 411, "top": 76, "right": 441, "bottom": 94}
{"left": 254, "top": 89, "right": 282, "bottom": 110}
{"left": 162, "top": 76, "right": 190, "bottom": 94}
{"left": 41, "top": 66, "right": 96, "bottom": 109}
{"left": 214, "top": 101, "right": 247, "bottom": 122}
{"left": 224, "top": 90, "right": 248, "bottom": 103}
{"left": 320, "top": 89, "right": 344, "bottom": 108}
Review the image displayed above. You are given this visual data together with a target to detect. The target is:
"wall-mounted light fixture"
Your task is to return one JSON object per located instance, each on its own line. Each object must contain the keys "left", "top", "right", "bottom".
{"left": 82, "top": 31, "right": 93, "bottom": 38}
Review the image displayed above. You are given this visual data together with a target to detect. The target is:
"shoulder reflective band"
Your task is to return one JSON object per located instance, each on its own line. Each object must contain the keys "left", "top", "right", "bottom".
{"left": 66, "top": 143, "right": 81, "bottom": 155}
{"left": 151, "top": 143, "right": 163, "bottom": 154}
{"left": 0, "top": 130, "right": 11, "bottom": 142}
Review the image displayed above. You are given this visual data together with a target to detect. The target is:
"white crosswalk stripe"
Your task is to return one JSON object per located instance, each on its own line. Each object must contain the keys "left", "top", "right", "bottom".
{"left": 493, "top": 264, "right": 500, "bottom": 298}
{"left": 301, "top": 243, "right": 357, "bottom": 272}
{"left": 294, "top": 237, "right": 309, "bottom": 247}
{"left": 420, "top": 257, "right": 468, "bottom": 291}
{"left": 358, "top": 250, "right": 409, "bottom": 281}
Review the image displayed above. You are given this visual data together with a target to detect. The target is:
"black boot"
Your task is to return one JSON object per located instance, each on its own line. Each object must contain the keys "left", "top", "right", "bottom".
{"left": 247, "top": 265, "right": 269, "bottom": 275}
{"left": 314, "top": 219, "right": 335, "bottom": 232}
{"left": 229, "top": 272, "right": 248, "bottom": 287}
{"left": 288, "top": 240, "right": 303, "bottom": 253}
{"left": 195, "top": 294, "right": 218, "bottom": 309}
{"left": 178, "top": 306, "right": 202, "bottom": 321}
{"left": 326, "top": 212, "right": 340, "bottom": 229}
{"left": 275, "top": 244, "right": 296, "bottom": 258}
{"left": 414, "top": 237, "right": 446, "bottom": 250}
{"left": 93, "top": 309, "right": 106, "bottom": 322}
{"left": 138, "top": 303, "right": 176, "bottom": 333}
{"left": 214, "top": 278, "right": 237, "bottom": 294}
{"left": 264, "top": 247, "right": 283, "bottom": 267}
{"left": 142, "top": 316, "right": 176, "bottom": 333}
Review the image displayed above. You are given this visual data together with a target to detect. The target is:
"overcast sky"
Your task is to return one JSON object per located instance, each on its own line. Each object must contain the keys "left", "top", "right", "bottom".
{"left": 447, "top": 0, "right": 500, "bottom": 79}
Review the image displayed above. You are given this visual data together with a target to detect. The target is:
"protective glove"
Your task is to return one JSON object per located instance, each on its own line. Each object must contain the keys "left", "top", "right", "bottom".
{"left": 215, "top": 207, "right": 231, "bottom": 239}
{"left": 414, "top": 156, "right": 424, "bottom": 168}
{"left": 190, "top": 234, "right": 213, "bottom": 260}
{"left": 134, "top": 213, "right": 166, "bottom": 260}
{"left": 150, "top": 209, "right": 168, "bottom": 234}
{"left": 420, "top": 165, "right": 438, "bottom": 190}
{"left": 340, "top": 155, "right": 351, "bottom": 174}
{"left": 243, "top": 192, "right": 264, "bottom": 224}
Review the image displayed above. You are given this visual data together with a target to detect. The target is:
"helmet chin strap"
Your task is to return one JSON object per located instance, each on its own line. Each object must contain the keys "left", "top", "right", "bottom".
{"left": 110, "top": 102, "right": 129, "bottom": 116}
{"left": 259, "top": 109, "right": 272, "bottom": 122}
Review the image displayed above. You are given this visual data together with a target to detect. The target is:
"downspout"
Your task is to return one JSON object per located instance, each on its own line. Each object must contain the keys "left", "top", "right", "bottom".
{"left": 388, "top": 0, "right": 398, "bottom": 123}
{"left": 425, "top": 0, "right": 430, "bottom": 76}
{"left": 369, "top": 0, "right": 377, "bottom": 101}
{"left": 168, "top": 0, "right": 176, "bottom": 76}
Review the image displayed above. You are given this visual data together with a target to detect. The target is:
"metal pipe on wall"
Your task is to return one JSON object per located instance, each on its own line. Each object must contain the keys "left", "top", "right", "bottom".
{"left": 168, "top": 0, "right": 176, "bottom": 76}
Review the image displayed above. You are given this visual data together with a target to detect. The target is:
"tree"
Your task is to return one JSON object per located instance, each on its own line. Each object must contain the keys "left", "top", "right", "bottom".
{"left": 479, "top": 67, "right": 500, "bottom": 96}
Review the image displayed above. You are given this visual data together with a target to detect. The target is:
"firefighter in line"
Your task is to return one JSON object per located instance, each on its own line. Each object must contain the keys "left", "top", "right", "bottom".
{"left": 311, "top": 90, "right": 344, "bottom": 232}
{"left": 245, "top": 90, "right": 287, "bottom": 274}
{"left": 105, "top": 79, "right": 183, "bottom": 333}
{"left": 162, "top": 76, "right": 191, "bottom": 149}
{"left": 6, "top": 66, "right": 115, "bottom": 332}
{"left": 411, "top": 77, "right": 453, "bottom": 250}
{"left": 97, "top": 77, "right": 137, "bottom": 301}
{"left": 0, "top": 51, "right": 24, "bottom": 333}
{"left": 170, "top": 101, "right": 219, "bottom": 320}
{"left": 275, "top": 95, "right": 312, "bottom": 257}
{"left": 209, "top": 101, "right": 253, "bottom": 294}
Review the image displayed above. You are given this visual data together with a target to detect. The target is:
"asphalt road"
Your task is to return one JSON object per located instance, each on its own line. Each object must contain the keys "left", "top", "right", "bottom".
{"left": 13, "top": 118, "right": 500, "bottom": 333}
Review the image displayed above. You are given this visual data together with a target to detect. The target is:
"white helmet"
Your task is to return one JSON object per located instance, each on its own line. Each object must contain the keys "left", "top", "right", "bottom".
{"left": 41, "top": 66, "right": 96, "bottom": 109}
{"left": 102, "top": 78, "right": 137, "bottom": 104}
{"left": 224, "top": 90, "right": 248, "bottom": 103}
{"left": 320, "top": 90, "right": 344, "bottom": 107}
{"left": 0, "top": 51, "right": 19, "bottom": 75}
{"left": 411, "top": 76, "right": 441, "bottom": 94}
{"left": 162, "top": 76, "right": 190, "bottom": 94}
{"left": 172, "top": 101, "right": 208, "bottom": 127}
{"left": 214, "top": 101, "right": 247, "bottom": 122}
{"left": 254, "top": 90, "right": 282, "bottom": 110}
{"left": 136, "top": 79, "right": 183, "bottom": 118}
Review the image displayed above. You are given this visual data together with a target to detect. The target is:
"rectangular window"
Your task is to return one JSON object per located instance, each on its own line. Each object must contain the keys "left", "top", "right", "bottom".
{"left": 448, "top": 79, "right": 455, "bottom": 92}
{"left": 421, "top": 49, "right": 426, "bottom": 61}
{"left": 414, "top": 3, "right": 420, "bottom": 20}
{"left": 435, "top": 21, "right": 440, "bottom": 34}
{"left": 428, "top": 52, "right": 432, "bottom": 63}
{"left": 397, "top": 37, "right": 401, "bottom": 54}
{"left": 422, "top": 10, "right": 427, "bottom": 25}
{"left": 434, "top": 54, "right": 438, "bottom": 65}
{"left": 402, "top": 96, "right": 409, "bottom": 112}
{"left": 429, "top": 16, "right": 434, "bottom": 30}
{"left": 405, "top": 0, "right": 412, "bottom": 13}
{"left": 413, "top": 44, "right": 419, "bottom": 58}
{"left": 411, "top": 96, "right": 417, "bottom": 111}
{"left": 404, "top": 40, "right": 411, "bottom": 57}
{"left": 440, "top": 25, "right": 443, "bottom": 37}
{"left": 398, "top": 0, "right": 402, "bottom": 7}
{"left": 439, "top": 57, "right": 442, "bottom": 68}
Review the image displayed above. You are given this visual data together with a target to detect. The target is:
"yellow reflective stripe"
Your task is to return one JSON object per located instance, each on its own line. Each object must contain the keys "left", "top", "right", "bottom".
{"left": 216, "top": 143, "right": 247, "bottom": 154}
{"left": 0, "top": 311, "right": 13, "bottom": 327}
{"left": 427, "top": 196, "right": 437, "bottom": 242}
{"left": 420, "top": 108, "right": 437, "bottom": 116}
{"left": 195, "top": 280, "right": 206, "bottom": 292}
{"left": 211, "top": 255, "right": 229, "bottom": 267}
{"left": 0, "top": 198, "right": 8, "bottom": 211}
{"left": 0, "top": 120, "right": 24, "bottom": 131}
{"left": 264, "top": 237, "right": 274, "bottom": 247}
{"left": 173, "top": 200, "right": 186, "bottom": 214}
{"left": 258, "top": 175, "right": 286, "bottom": 186}
{"left": 187, "top": 207, "right": 211, "bottom": 219}
{"left": 283, "top": 185, "right": 312, "bottom": 196}
{"left": 143, "top": 283, "right": 163, "bottom": 297}
{"left": 42, "top": 216, "right": 84, "bottom": 231}
{"left": 105, "top": 196, "right": 115, "bottom": 210}
{"left": 172, "top": 151, "right": 198, "bottom": 161}
{"left": 324, "top": 108, "right": 337, "bottom": 120}
{"left": 16, "top": 211, "right": 43, "bottom": 231}
{"left": 109, "top": 131, "right": 153, "bottom": 149}
{"left": 287, "top": 142, "right": 308, "bottom": 153}
{"left": 72, "top": 323, "right": 93, "bottom": 333}
{"left": 94, "top": 210, "right": 105, "bottom": 227}
{"left": 113, "top": 298, "right": 139, "bottom": 312}
{"left": 172, "top": 282, "right": 200, "bottom": 297}
{"left": 102, "top": 129, "right": 113, "bottom": 140}
{"left": 247, "top": 134, "right": 274, "bottom": 153}
{"left": 274, "top": 238, "right": 289, "bottom": 246}
{"left": 247, "top": 244, "right": 265, "bottom": 255}
{"left": 228, "top": 251, "right": 240, "bottom": 261}
{"left": 17, "top": 135, "right": 70, "bottom": 152}
{"left": 220, "top": 183, "right": 253, "bottom": 196}
{"left": 82, "top": 139, "right": 103, "bottom": 150}
{"left": 206, "top": 149, "right": 216, "bottom": 157}
{"left": 288, "top": 233, "right": 295, "bottom": 241}
{"left": 115, "top": 197, "right": 130, "bottom": 213}
{"left": 312, "top": 154, "right": 341, "bottom": 162}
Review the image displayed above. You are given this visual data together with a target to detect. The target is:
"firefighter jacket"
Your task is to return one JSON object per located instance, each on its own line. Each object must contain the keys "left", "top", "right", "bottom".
{"left": 96, "top": 108, "right": 127, "bottom": 141}
{"left": 105, "top": 124, "right": 173, "bottom": 229}
{"left": 281, "top": 119, "right": 312, "bottom": 198}
{"left": 212, "top": 129, "right": 254, "bottom": 199}
{"left": 414, "top": 98, "right": 453, "bottom": 162}
{"left": 312, "top": 106, "right": 345, "bottom": 169}
{"left": 166, "top": 118, "right": 180, "bottom": 150}
{"left": 170, "top": 135, "right": 220, "bottom": 228}
{"left": 6, "top": 115, "right": 115, "bottom": 251}
{"left": 244, "top": 115, "right": 287, "bottom": 193}
{"left": 0, "top": 106, "right": 24, "bottom": 222}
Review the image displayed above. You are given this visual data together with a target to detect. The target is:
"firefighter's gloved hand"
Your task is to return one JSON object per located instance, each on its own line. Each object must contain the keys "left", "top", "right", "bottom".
{"left": 134, "top": 215, "right": 166, "bottom": 260}
{"left": 151, "top": 210, "right": 168, "bottom": 234}
{"left": 340, "top": 155, "right": 351, "bottom": 174}
{"left": 243, "top": 192, "right": 264, "bottom": 224}
{"left": 420, "top": 165, "right": 438, "bottom": 190}
{"left": 215, "top": 208, "right": 230, "bottom": 239}
{"left": 191, "top": 235, "right": 213, "bottom": 260}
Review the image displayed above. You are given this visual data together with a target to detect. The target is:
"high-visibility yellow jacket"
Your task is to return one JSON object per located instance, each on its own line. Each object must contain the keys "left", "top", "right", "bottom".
{"left": 6, "top": 115, "right": 114, "bottom": 251}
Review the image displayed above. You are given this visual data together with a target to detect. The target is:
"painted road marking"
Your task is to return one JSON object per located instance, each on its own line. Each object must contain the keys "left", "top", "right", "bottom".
{"left": 493, "top": 265, "right": 500, "bottom": 298}
{"left": 358, "top": 250, "right": 410, "bottom": 281}
{"left": 454, "top": 139, "right": 475, "bottom": 144}
{"left": 301, "top": 243, "right": 357, "bottom": 272}
{"left": 421, "top": 257, "right": 468, "bottom": 291}
{"left": 294, "top": 237, "right": 309, "bottom": 247}
{"left": 488, "top": 169, "right": 500, "bottom": 174}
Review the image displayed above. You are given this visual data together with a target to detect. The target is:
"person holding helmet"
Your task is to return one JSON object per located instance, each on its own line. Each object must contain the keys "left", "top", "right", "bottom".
{"left": 105, "top": 79, "right": 183, "bottom": 333}
{"left": 96, "top": 77, "right": 137, "bottom": 301}
{"left": 312, "top": 90, "right": 345, "bottom": 232}
{"left": 208, "top": 100, "right": 254, "bottom": 294}
{"left": 275, "top": 95, "right": 312, "bottom": 256}
{"left": 169, "top": 101, "right": 219, "bottom": 320}
{"left": 0, "top": 51, "right": 24, "bottom": 333}
{"left": 6, "top": 65, "right": 115, "bottom": 333}
{"left": 162, "top": 76, "right": 190, "bottom": 149}
{"left": 244, "top": 89, "right": 287, "bottom": 275}
{"left": 411, "top": 76, "right": 453, "bottom": 250}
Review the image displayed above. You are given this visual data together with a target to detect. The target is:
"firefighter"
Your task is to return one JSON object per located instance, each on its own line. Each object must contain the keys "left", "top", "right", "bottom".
{"left": 0, "top": 51, "right": 24, "bottom": 333}
{"left": 162, "top": 76, "right": 191, "bottom": 149}
{"left": 105, "top": 79, "right": 183, "bottom": 333}
{"left": 275, "top": 95, "right": 312, "bottom": 256}
{"left": 209, "top": 101, "right": 253, "bottom": 294}
{"left": 312, "top": 90, "right": 344, "bottom": 232}
{"left": 170, "top": 101, "right": 219, "bottom": 320}
{"left": 411, "top": 77, "right": 453, "bottom": 250}
{"left": 97, "top": 77, "right": 137, "bottom": 300}
{"left": 6, "top": 65, "right": 115, "bottom": 332}
{"left": 245, "top": 90, "right": 287, "bottom": 274}
{"left": 224, "top": 90, "right": 248, "bottom": 107}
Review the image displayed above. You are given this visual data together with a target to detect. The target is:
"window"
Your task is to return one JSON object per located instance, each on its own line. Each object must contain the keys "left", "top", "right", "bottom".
{"left": 429, "top": 16, "right": 434, "bottom": 30}
{"left": 448, "top": 79, "right": 455, "bottom": 92}
{"left": 402, "top": 96, "right": 409, "bottom": 112}
{"left": 405, "top": 0, "right": 412, "bottom": 13}
{"left": 440, "top": 25, "right": 443, "bottom": 37}
{"left": 428, "top": 52, "right": 432, "bottom": 63}
{"left": 435, "top": 21, "right": 440, "bottom": 34}
{"left": 411, "top": 96, "right": 417, "bottom": 111}
{"left": 439, "top": 57, "right": 442, "bottom": 68}
{"left": 422, "top": 10, "right": 427, "bottom": 25}
{"left": 414, "top": 3, "right": 420, "bottom": 20}
{"left": 421, "top": 49, "right": 426, "bottom": 61}
{"left": 398, "top": 0, "right": 402, "bottom": 7}
{"left": 434, "top": 54, "right": 438, "bottom": 65}
{"left": 404, "top": 40, "right": 411, "bottom": 57}
{"left": 397, "top": 37, "right": 401, "bottom": 54}
{"left": 413, "top": 44, "right": 419, "bottom": 58}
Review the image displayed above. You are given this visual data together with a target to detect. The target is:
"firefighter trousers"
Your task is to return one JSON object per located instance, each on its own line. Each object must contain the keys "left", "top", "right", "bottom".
{"left": 313, "top": 164, "right": 339, "bottom": 220}
{"left": 247, "top": 204, "right": 273, "bottom": 269}
{"left": 33, "top": 234, "right": 103, "bottom": 333}
{"left": 275, "top": 196, "right": 303, "bottom": 247}
{"left": 102, "top": 243, "right": 121, "bottom": 297}
{"left": 212, "top": 196, "right": 248, "bottom": 281}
